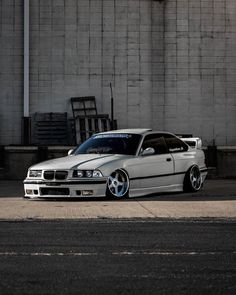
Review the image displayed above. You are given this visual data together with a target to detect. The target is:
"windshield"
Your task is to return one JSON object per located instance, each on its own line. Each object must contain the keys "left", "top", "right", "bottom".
{"left": 74, "top": 134, "right": 142, "bottom": 155}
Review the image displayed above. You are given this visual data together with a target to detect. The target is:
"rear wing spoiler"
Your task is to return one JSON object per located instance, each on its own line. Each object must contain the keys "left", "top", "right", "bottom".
{"left": 177, "top": 135, "right": 202, "bottom": 149}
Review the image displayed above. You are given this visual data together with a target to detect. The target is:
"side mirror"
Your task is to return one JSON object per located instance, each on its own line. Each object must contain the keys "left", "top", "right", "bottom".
{"left": 141, "top": 147, "right": 155, "bottom": 156}
{"left": 68, "top": 149, "right": 74, "bottom": 156}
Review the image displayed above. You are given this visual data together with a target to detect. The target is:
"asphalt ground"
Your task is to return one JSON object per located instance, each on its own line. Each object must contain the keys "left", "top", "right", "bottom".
{"left": 0, "top": 179, "right": 235, "bottom": 219}
{"left": 0, "top": 180, "right": 236, "bottom": 294}
{"left": 0, "top": 219, "right": 236, "bottom": 295}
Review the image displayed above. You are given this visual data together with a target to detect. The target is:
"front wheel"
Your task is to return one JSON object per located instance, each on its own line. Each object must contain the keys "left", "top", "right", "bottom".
{"left": 184, "top": 165, "right": 202, "bottom": 192}
{"left": 106, "top": 169, "right": 129, "bottom": 199}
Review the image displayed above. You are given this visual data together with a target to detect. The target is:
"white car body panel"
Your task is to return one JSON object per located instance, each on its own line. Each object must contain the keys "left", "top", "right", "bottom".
{"left": 29, "top": 154, "right": 127, "bottom": 171}
{"left": 24, "top": 129, "right": 207, "bottom": 199}
{"left": 128, "top": 154, "right": 174, "bottom": 189}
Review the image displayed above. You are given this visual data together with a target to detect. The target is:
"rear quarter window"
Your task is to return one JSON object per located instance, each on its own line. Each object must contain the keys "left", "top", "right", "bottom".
{"left": 164, "top": 136, "right": 189, "bottom": 153}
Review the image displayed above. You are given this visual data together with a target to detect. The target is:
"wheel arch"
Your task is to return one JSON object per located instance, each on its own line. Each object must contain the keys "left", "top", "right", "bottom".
{"left": 98, "top": 160, "right": 130, "bottom": 178}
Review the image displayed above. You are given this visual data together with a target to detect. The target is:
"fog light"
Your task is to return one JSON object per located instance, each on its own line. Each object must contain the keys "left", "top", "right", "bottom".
{"left": 33, "top": 190, "right": 38, "bottom": 195}
{"left": 76, "top": 190, "right": 81, "bottom": 196}
{"left": 82, "top": 190, "right": 93, "bottom": 196}
{"left": 26, "top": 189, "right": 33, "bottom": 195}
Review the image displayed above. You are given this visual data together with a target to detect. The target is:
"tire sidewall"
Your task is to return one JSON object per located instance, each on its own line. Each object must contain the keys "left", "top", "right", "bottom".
{"left": 106, "top": 169, "right": 130, "bottom": 199}
{"left": 184, "top": 165, "right": 202, "bottom": 192}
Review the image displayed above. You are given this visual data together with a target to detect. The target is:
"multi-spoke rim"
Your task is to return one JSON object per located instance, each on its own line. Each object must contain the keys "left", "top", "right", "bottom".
{"left": 107, "top": 170, "right": 129, "bottom": 198}
{"left": 190, "top": 166, "right": 202, "bottom": 191}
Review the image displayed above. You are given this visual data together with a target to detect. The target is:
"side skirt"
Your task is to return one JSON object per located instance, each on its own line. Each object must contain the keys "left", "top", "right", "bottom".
{"left": 129, "top": 184, "right": 183, "bottom": 198}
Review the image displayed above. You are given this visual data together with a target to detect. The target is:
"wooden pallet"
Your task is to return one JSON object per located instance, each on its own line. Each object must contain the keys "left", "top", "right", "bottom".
{"left": 71, "top": 96, "right": 98, "bottom": 117}
{"left": 70, "top": 96, "right": 116, "bottom": 144}
{"left": 32, "top": 112, "right": 68, "bottom": 145}
{"left": 75, "top": 115, "right": 111, "bottom": 143}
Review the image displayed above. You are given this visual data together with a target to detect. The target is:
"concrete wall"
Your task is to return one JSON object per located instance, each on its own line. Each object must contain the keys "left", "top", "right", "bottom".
{"left": 29, "top": 0, "right": 164, "bottom": 130}
{"left": 0, "top": 0, "right": 23, "bottom": 145}
{"left": 162, "top": 0, "right": 236, "bottom": 146}
{"left": 0, "top": 0, "right": 236, "bottom": 146}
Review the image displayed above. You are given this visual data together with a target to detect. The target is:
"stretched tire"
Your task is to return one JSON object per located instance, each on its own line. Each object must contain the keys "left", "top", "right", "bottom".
{"left": 106, "top": 169, "right": 129, "bottom": 199}
{"left": 184, "top": 165, "right": 202, "bottom": 192}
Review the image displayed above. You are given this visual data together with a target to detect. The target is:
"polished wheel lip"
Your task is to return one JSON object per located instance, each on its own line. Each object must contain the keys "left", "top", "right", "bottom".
{"left": 190, "top": 166, "right": 202, "bottom": 191}
{"left": 107, "top": 169, "right": 129, "bottom": 198}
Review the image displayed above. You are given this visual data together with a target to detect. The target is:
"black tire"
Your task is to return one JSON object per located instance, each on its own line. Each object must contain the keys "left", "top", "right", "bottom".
{"left": 106, "top": 169, "right": 129, "bottom": 199}
{"left": 184, "top": 165, "right": 202, "bottom": 192}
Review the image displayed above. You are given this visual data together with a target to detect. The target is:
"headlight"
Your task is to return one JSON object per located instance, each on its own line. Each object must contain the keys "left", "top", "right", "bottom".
{"left": 92, "top": 170, "right": 103, "bottom": 178}
{"left": 73, "top": 170, "right": 103, "bottom": 178}
{"left": 74, "top": 170, "right": 84, "bottom": 177}
{"left": 29, "top": 170, "right": 42, "bottom": 178}
{"left": 85, "top": 170, "right": 93, "bottom": 178}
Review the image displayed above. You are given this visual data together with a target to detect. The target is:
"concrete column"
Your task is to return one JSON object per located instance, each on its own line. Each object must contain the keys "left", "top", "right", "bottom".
{"left": 23, "top": 0, "right": 30, "bottom": 144}
{"left": 24, "top": 0, "right": 29, "bottom": 117}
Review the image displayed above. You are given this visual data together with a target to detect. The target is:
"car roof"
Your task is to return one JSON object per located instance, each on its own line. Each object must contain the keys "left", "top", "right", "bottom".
{"left": 97, "top": 129, "right": 178, "bottom": 136}
{"left": 98, "top": 129, "right": 152, "bottom": 135}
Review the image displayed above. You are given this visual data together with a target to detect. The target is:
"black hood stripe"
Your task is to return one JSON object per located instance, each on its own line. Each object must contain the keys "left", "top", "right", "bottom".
{"left": 74, "top": 154, "right": 113, "bottom": 168}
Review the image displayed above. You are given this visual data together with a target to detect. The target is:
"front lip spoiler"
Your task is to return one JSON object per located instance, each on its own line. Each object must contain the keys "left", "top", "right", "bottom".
{"left": 24, "top": 179, "right": 107, "bottom": 185}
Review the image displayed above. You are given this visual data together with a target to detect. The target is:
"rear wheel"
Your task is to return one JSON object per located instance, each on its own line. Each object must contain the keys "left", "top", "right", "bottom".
{"left": 106, "top": 169, "right": 129, "bottom": 199}
{"left": 184, "top": 165, "right": 202, "bottom": 192}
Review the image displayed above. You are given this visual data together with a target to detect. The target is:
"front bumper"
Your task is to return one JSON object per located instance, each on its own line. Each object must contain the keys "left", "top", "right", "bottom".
{"left": 23, "top": 178, "right": 108, "bottom": 198}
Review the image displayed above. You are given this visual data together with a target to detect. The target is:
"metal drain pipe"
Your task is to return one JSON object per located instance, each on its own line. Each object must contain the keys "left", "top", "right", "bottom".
{"left": 23, "top": 0, "right": 30, "bottom": 144}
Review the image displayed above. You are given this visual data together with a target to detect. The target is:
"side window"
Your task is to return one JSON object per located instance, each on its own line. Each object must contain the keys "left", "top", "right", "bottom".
{"left": 163, "top": 135, "right": 188, "bottom": 153}
{"left": 141, "top": 135, "right": 168, "bottom": 155}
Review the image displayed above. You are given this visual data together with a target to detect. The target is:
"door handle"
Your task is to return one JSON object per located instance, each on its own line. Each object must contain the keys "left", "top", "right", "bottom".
{"left": 166, "top": 158, "right": 172, "bottom": 162}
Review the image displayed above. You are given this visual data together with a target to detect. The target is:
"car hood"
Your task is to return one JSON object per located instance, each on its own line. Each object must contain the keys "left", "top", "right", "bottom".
{"left": 29, "top": 154, "right": 130, "bottom": 170}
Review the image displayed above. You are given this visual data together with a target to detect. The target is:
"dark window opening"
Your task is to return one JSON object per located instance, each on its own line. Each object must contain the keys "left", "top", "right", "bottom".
{"left": 74, "top": 134, "right": 142, "bottom": 155}
{"left": 162, "top": 134, "right": 189, "bottom": 153}
{"left": 141, "top": 135, "right": 168, "bottom": 155}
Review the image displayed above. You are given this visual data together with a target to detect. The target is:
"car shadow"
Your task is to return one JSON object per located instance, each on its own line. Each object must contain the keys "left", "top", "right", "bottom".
{"left": 128, "top": 192, "right": 236, "bottom": 202}
{"left": 28, "top": 189, "right": 236, "bottom": 203}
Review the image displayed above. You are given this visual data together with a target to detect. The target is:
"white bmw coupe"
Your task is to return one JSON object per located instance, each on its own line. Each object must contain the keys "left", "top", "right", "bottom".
{"left": 24, "top": 129, "right": 207, "bottom": 199}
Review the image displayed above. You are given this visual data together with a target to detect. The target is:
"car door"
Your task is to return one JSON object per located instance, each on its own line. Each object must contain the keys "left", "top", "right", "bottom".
{"left": 136, "top": 134, "right": 174, "bottom": 189}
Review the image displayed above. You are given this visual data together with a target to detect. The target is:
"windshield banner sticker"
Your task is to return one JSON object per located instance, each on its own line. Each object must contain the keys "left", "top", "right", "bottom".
{"left": 93, "top": 134, "right": 131, "bottom": 139}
